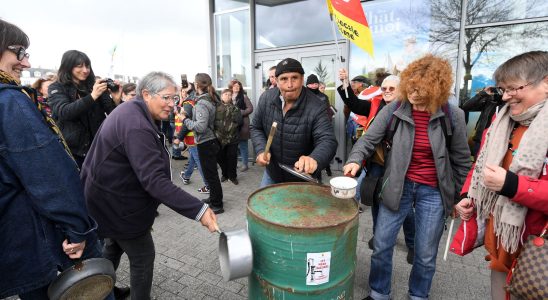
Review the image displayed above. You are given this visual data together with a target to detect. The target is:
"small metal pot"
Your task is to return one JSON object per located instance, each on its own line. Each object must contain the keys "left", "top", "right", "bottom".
{"left": 218, "top": 229, "right": 253, "bottom": 281}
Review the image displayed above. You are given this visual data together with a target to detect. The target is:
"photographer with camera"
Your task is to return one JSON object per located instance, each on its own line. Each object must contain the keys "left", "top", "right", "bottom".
{"left": 48, "top": 50, "right": 121, "bottom": 168}
{"left": 460, "top": 86, "right": 504, "bottom": 159}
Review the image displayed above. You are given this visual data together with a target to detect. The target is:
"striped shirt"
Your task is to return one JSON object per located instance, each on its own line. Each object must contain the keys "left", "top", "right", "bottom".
{"left": 406, "top": 110, "right": 438, "bottom": 187}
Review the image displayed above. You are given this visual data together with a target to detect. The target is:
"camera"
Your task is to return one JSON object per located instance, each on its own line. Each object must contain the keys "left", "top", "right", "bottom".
{"left": 105, "top": 78, "right": 119, "bottom": 92}
{"left": 181, "top": 74, "right": 188, "bottom": 89}
{"left": 487, "top": 87, "right": 499, "bottom": 95}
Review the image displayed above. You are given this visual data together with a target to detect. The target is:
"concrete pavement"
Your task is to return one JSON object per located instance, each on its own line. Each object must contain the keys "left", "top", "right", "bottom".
{"left": 125, "top": 159, "right": 490, "bottom": 299}
{"left": 3, "top": 159, "right": 490, "bottom": 300}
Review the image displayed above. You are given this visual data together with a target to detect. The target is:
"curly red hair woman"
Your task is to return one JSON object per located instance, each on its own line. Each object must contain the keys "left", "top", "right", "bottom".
{"left": 344, "top": 54, "right": 471, "bottom": 300}
{"left": 398, "top": 54, "right": 454, "bottom": 114}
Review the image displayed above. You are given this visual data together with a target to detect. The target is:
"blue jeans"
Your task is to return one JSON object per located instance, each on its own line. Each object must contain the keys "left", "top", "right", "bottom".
{"left": 183, "top": 146, "right": 207, "bottom": 186}
{"left": 368, "top": 163, "right": 415, "bottom": 250}
{"left": 355, "top": 167, "right": 367, "bottom": 203}
{"left": 369, "top": 180, "right": 445, "bottom": 300}
{"left": 259, "top": 170, "right": 276, "bottom": 188}
{"left": 239, "top": 140, "right": 249, "bottom": 167}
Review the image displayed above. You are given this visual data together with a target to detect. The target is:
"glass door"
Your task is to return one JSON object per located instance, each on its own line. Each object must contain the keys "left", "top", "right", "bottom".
{"left": 253, "top": 42, "right": 349, "bottom": 170}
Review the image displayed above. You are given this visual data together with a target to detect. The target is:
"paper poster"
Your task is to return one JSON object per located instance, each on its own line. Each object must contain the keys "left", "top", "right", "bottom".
{"left": 306, "top": 251, "right": 331, "bottom": 285}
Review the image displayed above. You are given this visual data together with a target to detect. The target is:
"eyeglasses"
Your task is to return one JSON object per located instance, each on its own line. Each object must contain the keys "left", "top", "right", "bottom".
{"left": 495, "top": 83, "right": 532, "bottom": 96}
{"left": 381, "top": 86, "right": 396, "bottom": 92}
{"left": 154, "top": 93, "right": 180, "bottom": 104}
{"left": 7, "top": 46, "right": 30, "bottom": 61}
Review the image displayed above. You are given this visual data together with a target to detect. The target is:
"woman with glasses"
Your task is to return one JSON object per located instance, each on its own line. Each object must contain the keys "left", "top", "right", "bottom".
{"left": 48, "top": 50, "right": 122, "bottom": 168}
{"left": 0, "top": 19, "right": 109, "bottom": 300}
{"left": 338, "top": 71, "right": 416, "bottom": 263}
{"left": 180, "top": 73, "right": 225, "bottom": 214}
{"left": 455, "top": 51, "right": 548, "bottom": 300}
{"left": 82, "top": 71, "right": 219, "bottom": 300}
{"left": 229, "top": 79, "right": 254, "bottom": 172}
{"left": 343, "top": 55, "right": 471, "bottom": 300}
{"left": 31, "top": 74, "right": 55, "bottom": 116}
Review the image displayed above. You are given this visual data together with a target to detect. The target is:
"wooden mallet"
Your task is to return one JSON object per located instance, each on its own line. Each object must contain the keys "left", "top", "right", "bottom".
{"left": 263, "top": 121, "right": 278, "bottom": 158}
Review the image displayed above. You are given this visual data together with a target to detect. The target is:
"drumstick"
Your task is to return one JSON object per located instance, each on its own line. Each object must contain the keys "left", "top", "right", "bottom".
{"left": 443, "top": 218, "right": 455, "bottom": 261}
{"left": 263, "top": 122, "right": 277, "bottom": 157}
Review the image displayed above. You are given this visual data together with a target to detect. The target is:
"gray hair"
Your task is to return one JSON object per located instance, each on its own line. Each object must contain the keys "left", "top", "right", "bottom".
{"left": 381, "top": 75, "right": 400, "bottom": 86}
{"left": 137, "top": 71, "right": 177, "bottom": 96}
{"left": 493, "top": 51, "right": 548, "bottom": 85}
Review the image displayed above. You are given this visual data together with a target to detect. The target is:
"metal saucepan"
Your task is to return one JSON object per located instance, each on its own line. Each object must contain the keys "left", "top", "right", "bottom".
{"left": 217, "top": 228, "right": 253, "bottom": 281}
{"left": 48, "top": 257, "right": 116, "bottom": 300}
{"left": 278, "top": 163, "right": 357, "bottom": 199}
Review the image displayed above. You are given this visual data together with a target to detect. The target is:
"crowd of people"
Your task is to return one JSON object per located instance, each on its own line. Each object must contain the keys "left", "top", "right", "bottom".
{"left": 1, "top": 17, "right": 546, "bottom": 300}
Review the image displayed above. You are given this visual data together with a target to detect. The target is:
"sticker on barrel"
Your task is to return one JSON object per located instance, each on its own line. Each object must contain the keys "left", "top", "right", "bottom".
{"left": 305, "top": 252, "right": 331, "bottom": 285}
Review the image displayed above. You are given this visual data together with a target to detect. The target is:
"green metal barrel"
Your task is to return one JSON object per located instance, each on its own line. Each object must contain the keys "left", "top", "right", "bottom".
{"left": 247, "top": 183, "right": 359, "bottom": 300}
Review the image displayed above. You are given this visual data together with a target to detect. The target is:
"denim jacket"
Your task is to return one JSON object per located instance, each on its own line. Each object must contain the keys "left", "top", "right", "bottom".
{"left": 0, "top": 84, "right": 98, "bottom": 297}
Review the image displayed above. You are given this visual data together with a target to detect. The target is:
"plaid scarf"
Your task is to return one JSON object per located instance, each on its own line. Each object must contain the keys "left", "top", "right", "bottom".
{"left": 0, "top": 70, "right": 75, "bottom": 163}
{"left": 469, "top": 99, "right": 548, "bottom": 253}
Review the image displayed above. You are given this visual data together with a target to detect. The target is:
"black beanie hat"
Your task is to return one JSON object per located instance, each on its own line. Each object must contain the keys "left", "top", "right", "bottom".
{"left": 306, "top": 74, "right": 319, "bottom": 85}
{"left": 275, "top": 58, "right": 304, "bottom": 77}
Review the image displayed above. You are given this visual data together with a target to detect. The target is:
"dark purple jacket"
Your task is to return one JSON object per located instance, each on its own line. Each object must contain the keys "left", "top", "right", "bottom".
{"left": 81, "top": 98, "right": 207, "bottom": 239}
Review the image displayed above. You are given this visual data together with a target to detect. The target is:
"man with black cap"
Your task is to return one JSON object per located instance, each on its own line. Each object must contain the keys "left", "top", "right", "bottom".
{"left": 306, "top": 74, "right": 333, "bottom": 176}
{"left": 251, "top": 58, "right": 337, "bottom": 186}
{"left": 306, "top": 74, "right": 329, "bottom": 104}
{"left": 343, "top": 74, "right": 371, "bottom": 122}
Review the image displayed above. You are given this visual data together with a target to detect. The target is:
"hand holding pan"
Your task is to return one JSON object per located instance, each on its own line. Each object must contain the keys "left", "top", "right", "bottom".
{"left": 48, "top": 239, "right": 116, "bottom": 300}
{"left": 279, "top": 163, "right": 358, "bottom": 199}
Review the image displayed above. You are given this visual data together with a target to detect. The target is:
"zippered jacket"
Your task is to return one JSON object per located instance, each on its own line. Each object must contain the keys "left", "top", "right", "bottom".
{"left": 48, "top": 81, "right": 116, "bottom": 157}
{"left": 347, "top": 100, "right": 472, "bottom": 217}
{"left": 81, "top": 98, "right": 207, "bottom": 239}
{"left": 250, "top": 87, "right": 337, "bottom": 183}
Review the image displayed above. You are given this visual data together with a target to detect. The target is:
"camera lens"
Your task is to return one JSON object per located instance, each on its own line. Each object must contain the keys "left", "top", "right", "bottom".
{"left": 105, "top": 79, "right": 119, "bottom": 92}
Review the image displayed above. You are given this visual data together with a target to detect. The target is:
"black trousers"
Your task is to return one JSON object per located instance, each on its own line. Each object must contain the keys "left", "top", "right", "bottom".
{"left": 103, "top": 231, "right": 155, "bottom": 300}
{"left": 217, "top": 143, "right": 238, "bottom": 180}
{"left": 197, "top": 139, "right": 223, "bottom": 208}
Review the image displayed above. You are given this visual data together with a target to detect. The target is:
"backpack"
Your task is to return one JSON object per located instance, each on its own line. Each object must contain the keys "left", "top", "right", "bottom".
{"left": 384, "top": 102, "right": 453, "bottom": 152}
{"left": 214, "top": 103, "right": 242, "bottom": 146}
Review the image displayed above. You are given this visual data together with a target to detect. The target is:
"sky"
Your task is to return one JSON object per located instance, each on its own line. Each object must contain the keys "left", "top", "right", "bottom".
{"left": 1, "top": 0, "right": 211, "bottom": 81}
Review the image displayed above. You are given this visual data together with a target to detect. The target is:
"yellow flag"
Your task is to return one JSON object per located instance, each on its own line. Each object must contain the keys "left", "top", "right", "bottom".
{"left": 328, "top": 0, "right": 374, "bottom": 58}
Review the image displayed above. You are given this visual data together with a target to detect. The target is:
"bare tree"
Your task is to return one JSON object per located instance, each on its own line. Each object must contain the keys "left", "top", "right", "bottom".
{"left": 398, "top": 0, "right": 544, "bottom": 104}
{"left": 427, "top": 0, "right": 544, "bottom": 104}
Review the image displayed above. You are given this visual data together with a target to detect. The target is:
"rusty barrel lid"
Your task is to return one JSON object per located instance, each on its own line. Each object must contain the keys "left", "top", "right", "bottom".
{"left": 247, "top": 182, "right": 358, "bottom": 229}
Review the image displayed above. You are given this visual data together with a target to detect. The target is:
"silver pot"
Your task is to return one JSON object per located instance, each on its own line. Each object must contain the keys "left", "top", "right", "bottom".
{"left": 218, "top": 229, "right": 253, "bottom": 281}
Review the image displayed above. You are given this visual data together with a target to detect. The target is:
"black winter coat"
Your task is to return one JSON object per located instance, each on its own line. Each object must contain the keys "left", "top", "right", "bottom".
{"left": 250, "top": 87, "right": 337, "bottom": 183}
{"left": 460, "top": 91, "right": 504, "bottom": 143}
{"left": 48, "top": 82, "right": 116, "bottom": 157}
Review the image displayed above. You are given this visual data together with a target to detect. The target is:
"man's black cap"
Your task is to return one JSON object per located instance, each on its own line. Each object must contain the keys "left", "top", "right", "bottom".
{"left": 275, "top": 58, "right": 304, "bottom": 77}
{"left": 351, "top": 75, "right": 370, "bottom": 85}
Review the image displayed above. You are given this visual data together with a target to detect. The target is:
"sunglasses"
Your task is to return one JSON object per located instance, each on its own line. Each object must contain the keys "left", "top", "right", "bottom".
{"left": 7, "top": 46, "right": 30, "bottom": 61}
{"left": 381, "top": 86, "right": 396, "bottom": 92}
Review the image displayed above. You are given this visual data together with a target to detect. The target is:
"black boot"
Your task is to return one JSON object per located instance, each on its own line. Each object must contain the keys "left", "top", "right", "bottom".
{"left": 113, "top": 286, "right": 130, "bottom": 300}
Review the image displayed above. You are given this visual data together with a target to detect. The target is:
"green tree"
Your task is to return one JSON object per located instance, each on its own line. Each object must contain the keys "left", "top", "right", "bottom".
{"left": 314, "top": 61, "right": 329, "bottom": 83}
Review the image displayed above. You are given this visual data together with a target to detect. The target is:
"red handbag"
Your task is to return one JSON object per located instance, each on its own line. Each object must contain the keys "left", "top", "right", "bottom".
{"left": 450, "top": 212, "right": 485, "bottom": 256}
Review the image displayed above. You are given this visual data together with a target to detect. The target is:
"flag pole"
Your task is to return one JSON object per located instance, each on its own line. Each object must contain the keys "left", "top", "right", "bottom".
{"left": 329, "top": 10, "right": 349, "bottom": 98}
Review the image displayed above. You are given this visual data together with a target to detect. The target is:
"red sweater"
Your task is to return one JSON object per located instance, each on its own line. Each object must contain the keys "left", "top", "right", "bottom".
{"left": 406, "top": 110, "right": 438, "bottom": 187}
